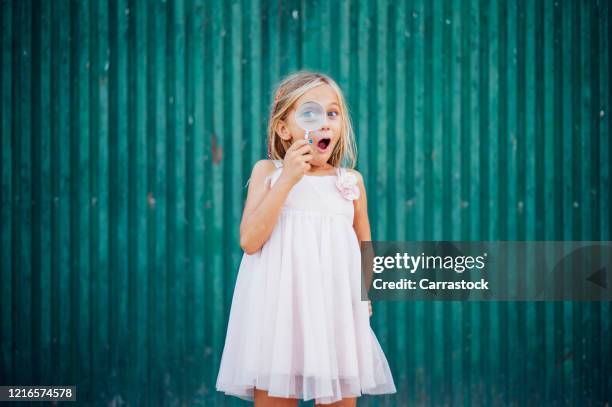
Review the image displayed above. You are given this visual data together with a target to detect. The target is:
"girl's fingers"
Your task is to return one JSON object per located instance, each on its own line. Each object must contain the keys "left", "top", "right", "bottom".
{"left": 287, "top": 139, "right": 309, "bottom": 153}
{"left": 285, "top": 145, "right": 311, "bottom": 162}
{"left": 294, "top": 144, "right": 313, "bottom": 156}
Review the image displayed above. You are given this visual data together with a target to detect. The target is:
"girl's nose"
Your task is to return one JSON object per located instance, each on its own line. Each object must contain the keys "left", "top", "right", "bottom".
{"left": 320, "top": 115, "right": 331, "bottom": 130}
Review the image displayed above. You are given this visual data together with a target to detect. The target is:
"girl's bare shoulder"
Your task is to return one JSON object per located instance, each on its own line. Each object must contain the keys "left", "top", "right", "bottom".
{"left": 248, "top": 159, "right": 279, "bottom": 186}
{"left": 252, "top": 159, "right": 278, "bottom": 175}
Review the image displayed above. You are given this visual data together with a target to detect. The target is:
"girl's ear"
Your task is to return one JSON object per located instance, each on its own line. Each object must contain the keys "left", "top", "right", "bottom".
{"left": 276, "top": 120, "right": 292, "bottom": 141}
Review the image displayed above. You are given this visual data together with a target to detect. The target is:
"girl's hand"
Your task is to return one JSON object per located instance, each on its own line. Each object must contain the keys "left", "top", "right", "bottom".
{"left": 278, "top": 139, "right": 313, "bottom": 185}
{"left": 368, "top": 301, "right": 372, "bottom": 317}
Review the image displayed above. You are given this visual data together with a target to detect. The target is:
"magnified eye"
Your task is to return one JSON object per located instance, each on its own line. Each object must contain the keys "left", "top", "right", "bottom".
{"left": 295, "top": 101, "right": 326, "bottom": 132}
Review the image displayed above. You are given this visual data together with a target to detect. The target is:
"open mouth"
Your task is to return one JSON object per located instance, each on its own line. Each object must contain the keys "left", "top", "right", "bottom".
{"left": 316, "top": 137, "right": 331, "bottom": 152}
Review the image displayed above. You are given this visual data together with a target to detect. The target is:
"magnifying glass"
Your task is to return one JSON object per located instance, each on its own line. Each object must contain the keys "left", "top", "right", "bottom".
{"left": 295, "top": 101, "right": 326, "bottom": 140}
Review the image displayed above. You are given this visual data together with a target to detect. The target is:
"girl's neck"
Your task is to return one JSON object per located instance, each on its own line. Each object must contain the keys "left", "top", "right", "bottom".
{"left": 306, "top": 162, "right": 335, "bottom": 175}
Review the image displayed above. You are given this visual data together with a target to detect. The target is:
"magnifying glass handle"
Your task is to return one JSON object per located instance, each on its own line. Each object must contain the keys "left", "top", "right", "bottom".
{"left": 304, "top": 130, "right": 309, "bottom": 140}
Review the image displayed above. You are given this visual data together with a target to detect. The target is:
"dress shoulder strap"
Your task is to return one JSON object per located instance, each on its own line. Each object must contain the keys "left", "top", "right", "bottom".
{"left": 272, "top": 159, "right": 283, "bottom": 169}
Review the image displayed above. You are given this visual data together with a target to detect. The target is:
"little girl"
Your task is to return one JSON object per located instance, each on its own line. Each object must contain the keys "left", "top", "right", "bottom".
{"left": 216, "top": 71, "right": 396, "bottom": 406}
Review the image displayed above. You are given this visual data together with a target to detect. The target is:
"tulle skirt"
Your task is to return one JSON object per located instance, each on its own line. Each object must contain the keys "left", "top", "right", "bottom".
{"left": 216, "top": 210, "right": 397, "bottom": 404}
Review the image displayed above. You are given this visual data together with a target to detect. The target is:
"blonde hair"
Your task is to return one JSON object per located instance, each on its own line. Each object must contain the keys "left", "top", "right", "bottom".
{"left": 267, "top": 71, "right": 357, "bottom": 168}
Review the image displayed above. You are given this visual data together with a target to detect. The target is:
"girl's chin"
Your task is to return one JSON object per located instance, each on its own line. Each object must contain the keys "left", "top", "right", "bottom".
{"left": 309, "top": 158, "right": 331, "bottom": 167}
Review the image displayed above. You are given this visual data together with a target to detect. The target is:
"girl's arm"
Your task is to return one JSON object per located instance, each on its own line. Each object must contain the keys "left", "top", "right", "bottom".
{"left": 239, "top": 160, "right": 292, "bottom": 254}
{"left": 351, "top": 170, "right": 371, "bottom": 242}
{"left": 239, "top": 140, "right": 313, "bottom": 254}
{"left": 351, "top": 170, "right": 373, "bottom": 317}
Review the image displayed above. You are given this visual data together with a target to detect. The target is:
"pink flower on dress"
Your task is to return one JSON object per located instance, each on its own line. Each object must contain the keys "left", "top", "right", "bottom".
{"left": 336, "top": 170, "right": 361, "bottom": 201}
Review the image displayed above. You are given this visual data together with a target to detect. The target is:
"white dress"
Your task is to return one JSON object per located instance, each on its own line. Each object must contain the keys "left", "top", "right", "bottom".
{"left": 216, "top": 160, "right": 396, "bottom": 404}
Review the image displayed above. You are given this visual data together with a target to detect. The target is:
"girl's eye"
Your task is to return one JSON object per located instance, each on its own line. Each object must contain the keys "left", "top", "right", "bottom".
{"left": 328, "top": 111, "right": 339, "bottom": 118}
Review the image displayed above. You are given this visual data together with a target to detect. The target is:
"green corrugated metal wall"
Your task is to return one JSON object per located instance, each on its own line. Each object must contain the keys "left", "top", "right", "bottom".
{"left": 1, "top": 0, "right": 610, "bottom": 405}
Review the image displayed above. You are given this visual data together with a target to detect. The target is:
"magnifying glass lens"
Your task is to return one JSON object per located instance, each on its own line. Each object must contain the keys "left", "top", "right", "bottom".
{"left": 295, "top": 101, "right": 326, "bottom": 132}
